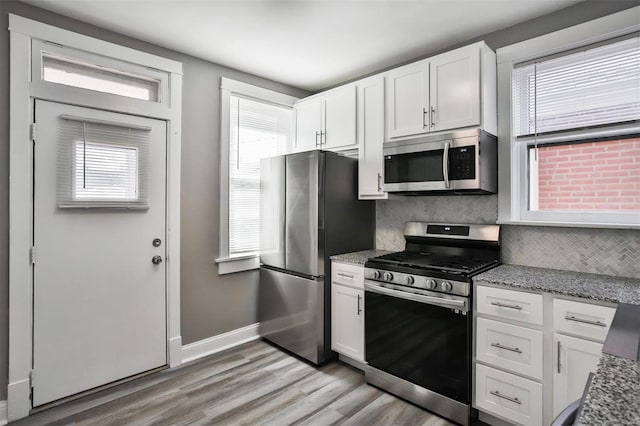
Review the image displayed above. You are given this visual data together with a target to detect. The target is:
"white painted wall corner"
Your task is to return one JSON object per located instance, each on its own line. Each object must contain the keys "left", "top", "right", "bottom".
{"left": 181, "top": 323, "right": 260, "bottom": 364}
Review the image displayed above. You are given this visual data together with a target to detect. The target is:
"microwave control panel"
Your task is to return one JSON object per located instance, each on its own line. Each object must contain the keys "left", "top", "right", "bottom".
{"left": 449, "top": 146, "right": 476, "bottom": 180}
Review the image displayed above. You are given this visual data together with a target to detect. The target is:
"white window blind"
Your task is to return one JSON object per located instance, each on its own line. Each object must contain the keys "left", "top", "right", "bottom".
{"left": 512, "top": 36, "right": 640, "bottom": 137}
{"left": 228, "top": 95, "right": 292, "bottom": 255}
{"left": 57, "top": 116, "right": 150, "bottom": 209}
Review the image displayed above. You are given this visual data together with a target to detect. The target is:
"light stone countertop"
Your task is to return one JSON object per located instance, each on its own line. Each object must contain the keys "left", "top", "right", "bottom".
{"left": 474, "top": 264, "right": 640, "bottom": 425}
{"left": 474, "top": 264, "right": 640, "bottom": 305}
{"left": 330, "top": 249, "right": 393, "bottom": 266}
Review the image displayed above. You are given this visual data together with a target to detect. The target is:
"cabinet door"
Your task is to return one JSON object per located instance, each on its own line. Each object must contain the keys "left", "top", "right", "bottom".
{"left": 385, "top": 61, "right": 429, "bottom": 139}
{"left": 429, "top": 46, "right": 480, "bottom": 132}
{"left": 553, "top": 333, "right": 602, "bottom": 418}
{"left": 294, "top": 98, "right": 322, "bottom": 152}
{"left": 322, "top": 85, "right": 357, "bottom": 150}
{"left": 331, "top": 285, "right": 364, "bottom": 362}
{"left": 357, "top": 76, "right": 386, "bottom": 199}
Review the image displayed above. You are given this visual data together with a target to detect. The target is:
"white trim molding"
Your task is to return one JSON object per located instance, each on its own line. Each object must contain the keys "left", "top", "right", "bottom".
{"left": 181, "top": 323, "right": 261, "bottom": 364}
{"left": 496, "top": 6, "right": 640, "bottom": 229}
{"left": 0, "top": 400, "right": 7, "bottom": 426}
{"left": 8, "top": 14, "right": 183, "bottom": 421}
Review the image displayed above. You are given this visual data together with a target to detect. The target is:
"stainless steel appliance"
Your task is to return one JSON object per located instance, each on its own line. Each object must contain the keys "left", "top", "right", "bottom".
{"left": 383, "top": 129, "right": 497, "bottom": 194}
{"left": 258, "top": 150, "right": 375, "bottom": 365}
{"left": 364, "top": 222, "right": 501, "bottom": 426}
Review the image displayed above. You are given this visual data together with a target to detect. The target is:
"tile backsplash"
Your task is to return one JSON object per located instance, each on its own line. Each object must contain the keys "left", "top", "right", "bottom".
{"left": 376, "top": 195, "right": 640, "bottom": 278}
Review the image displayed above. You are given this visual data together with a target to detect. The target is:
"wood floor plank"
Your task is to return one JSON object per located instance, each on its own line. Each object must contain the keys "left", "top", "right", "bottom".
{"left": 14, "top": 339, "right": 454, "bottom": 426}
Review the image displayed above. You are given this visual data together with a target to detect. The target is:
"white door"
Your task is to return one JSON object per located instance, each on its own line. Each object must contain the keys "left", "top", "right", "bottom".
{"left": 429, "top": 46, "right": 480, "bottom": 132}
{"left": 33, "top": 100, "right": 167, "bottom": 406}
{"left": 322, "top": 85, "right": 357, "bottom": 150}
{"left": 358, "top": 76, "right": 386, "bottom": 199}
{"left": 294, "top": 98, "right": 322, "bottom": 152}
{"left": 386, "top": 61, "right": 429, "bottom": 139}
{"left": 553, "top": 333, "right": 602, "bottom": 418}
{"left": 331, "top": 285, "right": 364, "bottom": 362}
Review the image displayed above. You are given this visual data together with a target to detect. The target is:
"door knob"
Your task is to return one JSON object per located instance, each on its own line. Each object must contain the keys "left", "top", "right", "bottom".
{"left": 152, "top": 255, "right": 163, "bottom": 265}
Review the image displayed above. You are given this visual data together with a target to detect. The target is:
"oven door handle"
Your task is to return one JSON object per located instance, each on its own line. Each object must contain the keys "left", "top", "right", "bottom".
{"left": 365, "top": 282, "right": 467, "bottom": 310}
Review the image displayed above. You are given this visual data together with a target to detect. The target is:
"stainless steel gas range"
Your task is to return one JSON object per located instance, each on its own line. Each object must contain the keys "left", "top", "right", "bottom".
{"left": 364, "top": 222, "right": 501, "bottom": 426}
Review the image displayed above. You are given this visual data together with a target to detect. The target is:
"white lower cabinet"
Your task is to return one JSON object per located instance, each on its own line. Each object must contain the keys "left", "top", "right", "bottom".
{"left": 475, "top": 283, "right": 616, "bottom": 426}
{"left": 552, "top": 333, "right": 602, "bottom": 419}
{"left": 476, "top": 364, "right": 543, "bottom": 426}
{"left": 331, "top": 261, "right": 365, "bottom": 362}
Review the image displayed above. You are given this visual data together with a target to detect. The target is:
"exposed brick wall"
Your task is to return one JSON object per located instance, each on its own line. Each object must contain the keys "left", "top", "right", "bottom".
{"left": 536, "top": 138, "right": 640, "bottom": 211}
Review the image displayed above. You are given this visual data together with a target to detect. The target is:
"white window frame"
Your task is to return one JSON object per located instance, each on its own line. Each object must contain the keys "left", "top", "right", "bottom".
{"left": 8, "top": 14, "right": 183, "bottom": 421}
{"left": 216, "top": 78, "right": 297, "bottom": 275}
{"left": 496, "top": 6, "right": 640, "bottom": 229}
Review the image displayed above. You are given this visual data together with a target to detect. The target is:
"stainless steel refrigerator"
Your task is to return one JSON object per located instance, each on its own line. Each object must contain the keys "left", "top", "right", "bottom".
{"left": 258, "top": 150, "right": 375, "bottom": 365}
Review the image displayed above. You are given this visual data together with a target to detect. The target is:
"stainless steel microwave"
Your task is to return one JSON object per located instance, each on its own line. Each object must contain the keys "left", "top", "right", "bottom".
{"left": 383, "top": 129, "right": 497, "bottom": 195}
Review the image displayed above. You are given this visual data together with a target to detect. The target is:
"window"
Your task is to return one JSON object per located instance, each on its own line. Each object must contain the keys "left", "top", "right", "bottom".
{"left": 498, "top": 13, "right": 640, "bottom": 228}
{"left": 217, "top": 78, "right": 297, "bottom": 274}
{"left": 57, "top": 116, "right": 150, "bottom": 209}
{"left": 228, "top": 95, "right": 291, "bottom": 255}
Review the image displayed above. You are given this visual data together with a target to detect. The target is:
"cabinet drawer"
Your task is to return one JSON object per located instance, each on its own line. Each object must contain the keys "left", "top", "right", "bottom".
{"left": 331, "top": 262, "right": 364, "bottom": 289}
{"left": 553, "top": 298, "right": 615, "bottom": 342}
{"left": 476, "top": 318, "right": 543, "bottom": 380}
{"left": 476, "top": 364, "right": 542, "bottom": 426}
{"left": 476, "top": 285, "right": 543, "bottom": 325}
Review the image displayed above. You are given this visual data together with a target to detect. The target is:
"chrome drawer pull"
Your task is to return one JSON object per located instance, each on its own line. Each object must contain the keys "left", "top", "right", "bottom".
{"left": 491, "top": 301, "right": 523, "bottom": 310}
{"left": 490, "top": 390, "right": 522, "bottom": 405}
{"left": 490, "top": 342, "right": 522, "bottom": 354}
{"left": 564, "top": 315, "right": 606, "bottom": 327}
{"left": 337, "top": 272, "right": 355, "bottom": 279}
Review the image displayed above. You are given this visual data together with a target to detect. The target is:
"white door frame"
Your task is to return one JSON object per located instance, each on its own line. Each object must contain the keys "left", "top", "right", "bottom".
{"left": 8, "top": 14, "right": 183, "bottom": 421}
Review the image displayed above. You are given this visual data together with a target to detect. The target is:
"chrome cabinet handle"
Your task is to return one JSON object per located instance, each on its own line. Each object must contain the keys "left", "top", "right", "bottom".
{"left": 422, "top": 108, "right": 428, "bottom": 128}
{"left": 377, "top": 173, "right": 382, "bottom": 192}
{"left": 565, "top": 315, "right": 606, "bottom": 327}
{"left": 431, "top": 106, "right": 436, "bottom": 127}
{"left": 490, "top": 342, "right": 522, "bottom": 354}
{"left": 315, "top": 131, "right": 320, "bottom": 147}
{"left": 491, "top": 301, "right": 523, "bottom": 310}
{"left": 490, "top": 390, "right": 522, "bottom": 405}
{"left": 337, "top": 272, "right": 354, "bottom": 279}
{"left": 320, "top": 131, "right": 325, "bottom": 145}
{"left": 443, "top": 141, "right": 450, "bottom": 189}
{"left": 557, "top": 340, "right": 561, "bottom": 373}
{"left": 357, "top": 294, "right": 362, "bottom": 315}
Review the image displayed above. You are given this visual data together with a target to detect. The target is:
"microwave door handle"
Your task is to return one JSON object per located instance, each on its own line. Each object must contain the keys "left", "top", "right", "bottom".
{"left": 443, "top": 141, "right": 450, "bottom": 188}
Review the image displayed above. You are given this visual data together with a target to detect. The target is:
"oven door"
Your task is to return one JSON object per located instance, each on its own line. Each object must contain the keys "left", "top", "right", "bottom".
{"left": 364, "top": 281, "right": 471, "bottom": 404}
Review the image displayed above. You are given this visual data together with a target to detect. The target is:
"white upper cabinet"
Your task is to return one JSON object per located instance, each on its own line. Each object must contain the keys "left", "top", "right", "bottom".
{"left": 293, "top": 84, "right": 357, "bottom": 152}
{"left": 294, "top": 97, "right": 323, "bottom": 152}
{"left": 385, "top": 60, "right": 430, "bottom": 138}
{"left": 357, "top": 75, "right": 387, "bottom": 199}
{"left": 385, "top": 42, "right": 496, "bottom": 142}
{"left": 323, "top": 85, "right": 357, "bottom": 150}
{"left": 429, "top": 45, "right": 481, "bottom": 132}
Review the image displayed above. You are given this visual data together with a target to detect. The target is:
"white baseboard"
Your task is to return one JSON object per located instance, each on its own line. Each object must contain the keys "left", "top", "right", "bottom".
{"left": 0, "top": 400, "right": 7, "bottom": 426}
{"left": 181, "top": 323, "right": 260, "bottom": 364}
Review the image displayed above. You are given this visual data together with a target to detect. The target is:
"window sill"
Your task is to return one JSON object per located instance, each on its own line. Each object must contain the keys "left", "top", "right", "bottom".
{"left": 497, "top": 219, "right": 640, "bottom": 230}
{"left": 215, "top": 254, "right": 259, "bottom": 275}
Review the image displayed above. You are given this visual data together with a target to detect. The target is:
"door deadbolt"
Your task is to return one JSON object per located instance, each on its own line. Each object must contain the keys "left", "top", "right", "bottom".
{"left": 152, "top": 255, "right": 163, "bottom": 265}
{"left": 152, "top": 238, "right": 162, "bottom": 247}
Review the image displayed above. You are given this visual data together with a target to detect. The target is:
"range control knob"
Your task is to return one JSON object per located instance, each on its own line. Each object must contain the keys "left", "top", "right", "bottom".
{"left": 406, "top": 276, "right": 415, "bottom": 285}
{"left": 441, "top": 281, "right": 453, "bottom": 292}
{"left": 425, "top": 279, "right": 437, "bottom": 290}
{"left": 372, "top": 270, "right": 381, "bottom": 280}
{"left": 383, "top": 272, "right": 394, "bottom": 281}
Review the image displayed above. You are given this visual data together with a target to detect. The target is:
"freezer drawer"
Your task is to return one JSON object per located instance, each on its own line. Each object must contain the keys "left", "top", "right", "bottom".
{"left": 258, "top": 267, "right": 326, "bottom": 364}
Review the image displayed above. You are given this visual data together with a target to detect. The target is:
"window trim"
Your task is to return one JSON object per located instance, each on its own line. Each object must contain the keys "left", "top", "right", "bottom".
{"left": 216, "top": 78, "right": 297, "bottom": 274}
{"left": 496, "top": 6, "right": 640, "bottom": 229}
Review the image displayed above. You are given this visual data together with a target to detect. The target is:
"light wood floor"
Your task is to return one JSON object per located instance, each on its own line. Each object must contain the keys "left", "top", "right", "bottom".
{"left": 14, "top": 339, "right": 454, "bottom": 426}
